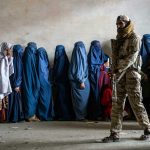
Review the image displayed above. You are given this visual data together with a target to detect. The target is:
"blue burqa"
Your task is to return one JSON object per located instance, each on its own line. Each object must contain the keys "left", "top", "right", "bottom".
{"left": 8, "top": 45, "right": 24, "bottom": 122}
{"left": 140, "top": 34, "right": 150, "bottom": 72}
{"left": 22, "top": 42, "right": 40, "bottom": 119}
{"left": 69, "top": 41, "right": 90, "bottom": 120}
{"left": 140, "top": 34, "right": 150, "bottom": 112}
{"left": 53, "top": 45, "right": 74, "bottom": 120}
{"left": 36, "top": 47, "right": 54, "bottom": 120}
{"left": 87, "top": 40, "right": 105, "bottom": 120}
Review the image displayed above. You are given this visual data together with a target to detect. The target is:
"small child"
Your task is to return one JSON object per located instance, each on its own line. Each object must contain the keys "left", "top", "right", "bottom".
{"left": 99, "top": 54, "right": 112, "bottom": 121}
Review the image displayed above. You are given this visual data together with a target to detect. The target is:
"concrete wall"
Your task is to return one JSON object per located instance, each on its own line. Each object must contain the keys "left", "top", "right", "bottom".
{"left": 0, "top": 0, "right": 150, "bottom": 61}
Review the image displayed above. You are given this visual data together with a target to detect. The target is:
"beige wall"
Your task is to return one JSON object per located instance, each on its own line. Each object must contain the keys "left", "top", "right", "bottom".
{"left": 0, "top": 0, "right": 150, "bottom": 61}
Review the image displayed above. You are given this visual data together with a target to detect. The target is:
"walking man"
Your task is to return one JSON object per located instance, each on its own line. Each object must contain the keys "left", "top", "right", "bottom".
{"left": 102, "top": 15, "right": 150, "bottom": 142}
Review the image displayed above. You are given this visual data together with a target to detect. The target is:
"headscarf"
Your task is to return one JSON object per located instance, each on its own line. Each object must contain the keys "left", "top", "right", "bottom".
{"left": 140, "top": 34, "right": 150, "bottom": 99}
{"left": 8, "top": 44, "right": 24, "bottom": 122}
{"left": 53, "top": 45, "right": 70, "bottom": 82}
{"left": 104, "top": 54, "right": 109, "bottom": 63}
{"left": 36, "top": 47, "right": 54, "bottom": 120}
{"left": 117, "top": 21, "right": 134, "bottom": 40}
{"left": 0, "top": 42, "right": 12, "bottom": 58}
{"left": 69, "top": 41, "right": 88, "bottom": 83}
{"left": 87, "top": 40, "right": 105, "bottom": 119}
{"left": 12, "top": 45, "right": 23, "bottom": 88}
{"left": 88, "top": 40, "right": 105, "bottom": 71}
{"left": 53, "top": 45, "right": 74, "bottom": 120}
{"left": 140, "top": 34, "right": 150, "bottom": 67}
{"left": 22, "top": 42, "right": 40, "bottom": 119}
{"left": 0, "top": 42, "right": 14, "bottom": 99}
{"left": 27, "top": 42, "right": 37, "bottom": 50}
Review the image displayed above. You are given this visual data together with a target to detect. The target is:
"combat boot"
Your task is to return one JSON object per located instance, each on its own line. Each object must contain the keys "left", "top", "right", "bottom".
{"left": 140, "top": 128, "right": 150, "bottom": 140}
{"left": 102, "top": 132, "right": 120, "bottom": 143}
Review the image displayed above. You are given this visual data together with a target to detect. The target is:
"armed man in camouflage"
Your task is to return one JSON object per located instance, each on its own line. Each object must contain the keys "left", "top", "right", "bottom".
{"left": 102, "top": 15, "right": 150, "bottom": 142}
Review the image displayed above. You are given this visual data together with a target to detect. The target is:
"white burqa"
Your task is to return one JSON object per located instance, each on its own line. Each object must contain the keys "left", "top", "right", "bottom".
{"left": 0, "top": 42, "right": 14, "bottom": 100}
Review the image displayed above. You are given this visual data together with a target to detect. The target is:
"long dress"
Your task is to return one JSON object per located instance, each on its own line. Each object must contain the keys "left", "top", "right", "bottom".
{"left": 36, "top": 47, "right": 54, "bottom": 120}
{"left": 22, "top": 42, "right": 40, "bottom": 120}
{"left": 53, "top": 45, "right": 74, "bottom": 120}
{"left": 0, "top": 42, "right": 14, "bottom": 100}
{"left": 87, "top": 40, "right": 105, "bottom": 120}
{"left": 99, "top": 64, "right": 112, "bottom": 120}
{"left": 69, "top": 41, "right": 90, "bottom": 120}
{"left": 0, "top": 42, "right": 14, "bottom": 122}
{"left": 8, "top": 45, "right": 24, "bottom": 122}
{"left": 140, "top": 34, "right": 150, "bottom": 115}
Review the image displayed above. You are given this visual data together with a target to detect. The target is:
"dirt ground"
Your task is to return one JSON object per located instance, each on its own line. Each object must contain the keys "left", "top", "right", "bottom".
{"left": 0, "top": 121, "right": 150, "bottom": 150}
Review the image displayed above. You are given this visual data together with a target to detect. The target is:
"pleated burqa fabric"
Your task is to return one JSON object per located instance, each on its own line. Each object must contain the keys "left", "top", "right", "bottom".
{"left": 22, "top": 42, "right": 40, "bottom": 119}
{"left": 53, "top": 45, "right": 74, "bottom": 120}
{"left": 87, "top": 40, "right": 105, "bottom": 120}
{"left": 36, "top": 47, "right": 54, "bottom": 120}
{"left": 140, "top": 34, "right": 150, "bottom": 114}
{"left": 69, "top": 41, "right": 90, "bottom": 120}
{"left": 8, "top": 45, "right": 24, "bottom": 122}
{"left": 140, "top": 34, "right": 150, "bottom": 68}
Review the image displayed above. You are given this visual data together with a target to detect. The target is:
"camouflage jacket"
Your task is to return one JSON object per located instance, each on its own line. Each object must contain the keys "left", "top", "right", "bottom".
{"left": 111, "top": 32, "right": 142, "bottom": 73}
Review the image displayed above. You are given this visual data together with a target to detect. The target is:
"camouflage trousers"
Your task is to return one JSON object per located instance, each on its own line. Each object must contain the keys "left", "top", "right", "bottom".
{"left": 111, "top": 69, "right": 150, "bottom": 134}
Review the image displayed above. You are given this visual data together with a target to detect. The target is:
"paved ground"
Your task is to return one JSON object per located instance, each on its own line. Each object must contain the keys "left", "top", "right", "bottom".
{"left": 0, "top": 121, "right": 150, "bottom": 150}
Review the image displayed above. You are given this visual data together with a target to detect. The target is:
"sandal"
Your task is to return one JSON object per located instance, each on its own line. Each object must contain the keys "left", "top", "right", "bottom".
{"left": 26, "top": 115, "right": 40, "bottom": 122}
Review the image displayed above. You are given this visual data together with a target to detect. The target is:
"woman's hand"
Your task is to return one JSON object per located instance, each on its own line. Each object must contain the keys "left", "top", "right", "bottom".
{"left": 14, "top": 87, "right": 21, "bottom": 93}
{"left": 80, "top": 82, "right": 85, "bottom": 89}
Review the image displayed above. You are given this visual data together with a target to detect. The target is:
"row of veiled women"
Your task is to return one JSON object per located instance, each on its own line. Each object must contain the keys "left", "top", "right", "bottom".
{"left": 0, "top": 40, "right": 112, "bottom": 123}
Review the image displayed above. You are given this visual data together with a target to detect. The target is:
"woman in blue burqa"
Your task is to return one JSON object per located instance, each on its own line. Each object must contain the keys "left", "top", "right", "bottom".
{"left": 36, "top": 47, "right": 54, "bottom": 120}
{"left": 140, "top": 34, "right": 150, "bottom": 115}
{"left": 69, "top": 41, "right": 90, "bottom": 121}
{"left": 87, "top": 40, "right": 105, "bottom": 120}
{"left": 22, "top": 42, "right": 40, "bottom": 121}
{"left": 53, "top": 45, "right": 74, "bottom": 120}
{"left": 8, "top": 45, "right": 24, "bottom": 122}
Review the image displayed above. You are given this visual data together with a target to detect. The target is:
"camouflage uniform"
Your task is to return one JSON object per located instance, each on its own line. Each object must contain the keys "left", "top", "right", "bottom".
{"left": 111, "top": 32, "right": 150, "bottom": 134}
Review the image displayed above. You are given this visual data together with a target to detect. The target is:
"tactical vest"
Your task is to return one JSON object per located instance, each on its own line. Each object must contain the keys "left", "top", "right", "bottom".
{"left": 111, "top": 32, "right": 142, "bottom": 72}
